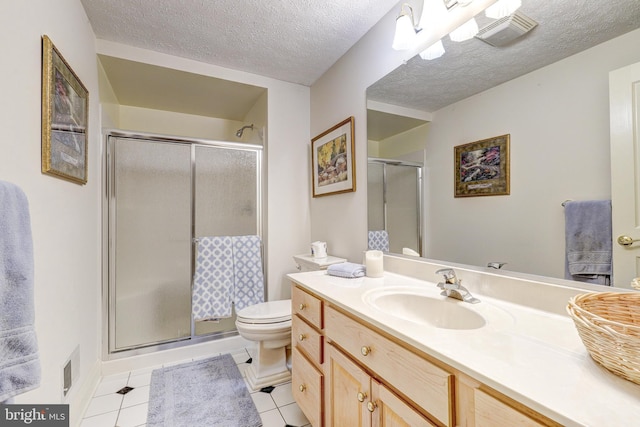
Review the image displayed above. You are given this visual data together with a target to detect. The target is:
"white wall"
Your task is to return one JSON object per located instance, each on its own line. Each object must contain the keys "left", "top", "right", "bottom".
{"left": 96, "top": 40, "right": 311, "bottom": 301}
{"left": 310, "top": 0, "right": 493, "bottom": 263}
{"left": 0, "top": 0, "right": 102, "bottom": 423}
{"left": 426, "top": 28, "right": 640, "bottom": 279}
{"left": 117, "top": 105, "right": 245, "bottom": 141}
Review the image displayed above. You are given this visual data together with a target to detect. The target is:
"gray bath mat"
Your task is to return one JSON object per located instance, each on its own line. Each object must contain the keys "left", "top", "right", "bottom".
{"left": 147, "top": 353, "right": 262, "bottom": 427}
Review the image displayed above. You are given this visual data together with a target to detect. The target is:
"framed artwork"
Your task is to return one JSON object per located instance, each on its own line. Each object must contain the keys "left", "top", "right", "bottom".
{"left": 41, "top": 35, "right": 89, "bottom": 185}
{"left": 455, "top": 134, "right": 510, "bottom": 197}
{"left": 311, "top": 116, "right": 356, "bottom": 197}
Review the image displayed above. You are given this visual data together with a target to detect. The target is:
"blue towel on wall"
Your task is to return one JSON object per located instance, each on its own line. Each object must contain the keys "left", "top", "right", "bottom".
{"left": 0, "top": 181, "right": 41, "bottom": 402}
{"left": 192, "top": 236, "right": 234, "bottom": 320}
{"left": 564, "top": 200, "right": 613, "bottom": 286}
{"left": 231, "top": 236, "right": 265, "bottom": 311}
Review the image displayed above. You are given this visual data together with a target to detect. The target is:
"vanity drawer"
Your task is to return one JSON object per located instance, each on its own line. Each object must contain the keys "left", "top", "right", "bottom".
{"left": 293, "top": 314, "right": 324, "bottom": 364}
{"left": 473, "top": 389, "right": 546, "bottom": 427}
{"left": 292, "top": 285, "right": 323, "bottom": 329}
{"left": 292, "top": 347, "right": 323, "bottom": 427}
{"left": 325, "top": 305, "right": 454, "bottom": 426}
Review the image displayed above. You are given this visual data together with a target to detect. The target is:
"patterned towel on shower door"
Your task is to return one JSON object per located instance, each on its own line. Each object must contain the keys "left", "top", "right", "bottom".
{"left": 192, "top": 236, "right": 234, "bottom": 321}
{"left": 231, "top": 235, "right": 265, "bottom": 311}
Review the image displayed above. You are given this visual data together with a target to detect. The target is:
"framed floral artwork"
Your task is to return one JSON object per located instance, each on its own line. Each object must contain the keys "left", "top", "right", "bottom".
{"left": 311, "top": 116, "right": 356, "bottom": 197}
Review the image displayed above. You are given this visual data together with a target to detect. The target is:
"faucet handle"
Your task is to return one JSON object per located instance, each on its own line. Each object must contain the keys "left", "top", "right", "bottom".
{"left": 487, "top": 262, "right": 507, "bottom": 269}
{"left": 436, "top": 268, "right": 457, "bottom": 283}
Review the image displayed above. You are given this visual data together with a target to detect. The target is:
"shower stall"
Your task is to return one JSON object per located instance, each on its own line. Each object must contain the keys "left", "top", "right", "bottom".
{"left": 105, "top": 131, "right": 262, "bottom": 356}
{"left": 367, "top": 158, "right": 423, "bottom": 255}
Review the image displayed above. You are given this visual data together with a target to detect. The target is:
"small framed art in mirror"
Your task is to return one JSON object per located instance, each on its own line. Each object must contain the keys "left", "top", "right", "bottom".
{"left": 455, "top": 134, "right": 510, "bottom": 197}
{"left": 41, "top": 35, "right": 89, "bottom": 185}
{"left": 311, "top": 116, "right": 356, "bottom": 197}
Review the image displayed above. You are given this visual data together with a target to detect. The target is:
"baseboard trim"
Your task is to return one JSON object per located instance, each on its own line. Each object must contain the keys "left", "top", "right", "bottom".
{"left": 67, "top": 359, "right": 101, "bottom": 427}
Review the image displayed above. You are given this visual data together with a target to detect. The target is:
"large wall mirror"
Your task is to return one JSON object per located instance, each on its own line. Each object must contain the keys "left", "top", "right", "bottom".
{"left": 366, "top": 0, "right": 640, "bottom": 288}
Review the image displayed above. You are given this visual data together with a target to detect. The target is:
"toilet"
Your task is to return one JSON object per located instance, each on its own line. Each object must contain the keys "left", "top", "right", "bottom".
{"left": 235, "top": 299, "right": 292, "bottom": 390}
{"left": 235, "top": 253, "right": 346, "bottom": 391}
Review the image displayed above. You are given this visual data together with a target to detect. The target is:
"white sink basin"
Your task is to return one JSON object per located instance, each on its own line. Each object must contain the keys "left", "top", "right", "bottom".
{"left": 363, "top": 287, "right": 487, "bottom": 330}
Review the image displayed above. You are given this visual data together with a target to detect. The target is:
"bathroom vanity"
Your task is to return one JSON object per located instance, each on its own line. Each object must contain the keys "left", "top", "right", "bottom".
{"left": 288, "top": 256, "right": 640, "bottom": 427}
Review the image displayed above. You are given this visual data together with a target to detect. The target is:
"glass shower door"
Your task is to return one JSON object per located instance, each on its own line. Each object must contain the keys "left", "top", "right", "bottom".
{"left": 110, "top": 137, "right": 192, "bottom": 351}
{"left": 193, "top": 145, "right": 260, "bottom": 336}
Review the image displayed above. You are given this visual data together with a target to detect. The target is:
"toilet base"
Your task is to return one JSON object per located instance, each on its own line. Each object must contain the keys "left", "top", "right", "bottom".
{"left": 245, "top": 343, "right": 291, "bottom": 391}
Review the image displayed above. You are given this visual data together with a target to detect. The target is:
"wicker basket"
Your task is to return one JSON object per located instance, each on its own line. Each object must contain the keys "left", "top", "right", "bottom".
{"left": 566, "top": 292, "right": 640, "bottom": 385}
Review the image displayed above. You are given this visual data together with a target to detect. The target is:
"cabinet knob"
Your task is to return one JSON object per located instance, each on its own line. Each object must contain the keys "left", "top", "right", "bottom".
{"left": 299, "top": 384, "right": 306, "bottom": 392}
{"left": 298, "top": 334, "right": 306, "bottom": 341}
{"left": 367, "top": 401, "right": 377, "bottom": 413}
{"left": 357, "top": 392, "right": 367, "bottom": 402}
{"left": 361, "top": 346, "right": 372, "bottom": 356}
{"left": 299, "top": 303, "right": 306, "bottom": 310}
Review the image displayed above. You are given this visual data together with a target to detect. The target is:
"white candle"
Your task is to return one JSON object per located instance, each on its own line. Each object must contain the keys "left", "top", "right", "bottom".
{"left": 365, "top": 250, "right": 384, "bottom": 278}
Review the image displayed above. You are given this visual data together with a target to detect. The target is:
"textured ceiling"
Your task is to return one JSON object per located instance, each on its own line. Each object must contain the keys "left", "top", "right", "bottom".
{"left": 367, "top": 0, "right": 640, "bottom": 113}
{"left": 81, "top": 0, "right": 400, "bottom": 86}
{"left": 82, "top": 0, "right": 640, "bottom": 126}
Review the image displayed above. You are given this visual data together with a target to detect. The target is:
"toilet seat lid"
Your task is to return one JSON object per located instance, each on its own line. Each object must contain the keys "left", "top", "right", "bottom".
{"left": 236, "top": 299, "right": 291, "bottom": 324}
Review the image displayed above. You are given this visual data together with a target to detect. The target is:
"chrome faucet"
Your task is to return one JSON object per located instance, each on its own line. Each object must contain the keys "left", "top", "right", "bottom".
{"left": 435, "top": 268, "right": 480, "bottom": 304}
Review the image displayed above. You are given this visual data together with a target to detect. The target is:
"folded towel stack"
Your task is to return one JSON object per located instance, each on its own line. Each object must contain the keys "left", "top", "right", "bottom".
{"left": 327, "top": 262, "right": 366, "bottom": 278}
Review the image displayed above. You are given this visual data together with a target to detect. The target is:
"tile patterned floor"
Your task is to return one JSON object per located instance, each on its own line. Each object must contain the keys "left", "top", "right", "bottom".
{"left": 80, "top": 348, "right": 310, "bottom": 427}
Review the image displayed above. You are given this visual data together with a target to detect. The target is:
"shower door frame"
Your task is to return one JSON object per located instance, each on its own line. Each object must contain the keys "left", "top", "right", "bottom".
{"left": 103, "top": 130, "right": 264, "bottom": 359}
{"left": 367, "top": 157, "right": 423, "bottom": 256}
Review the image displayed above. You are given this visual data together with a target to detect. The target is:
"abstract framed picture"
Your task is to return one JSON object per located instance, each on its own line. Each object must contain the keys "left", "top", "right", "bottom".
{"left": 41, "top": 35, "right": 89, "bottom": 185}
{"left": 311, "top": 116, "right": 356, "bottom": 197}
{"left": 455, "top": 134, "right": 510, "bottom": 197}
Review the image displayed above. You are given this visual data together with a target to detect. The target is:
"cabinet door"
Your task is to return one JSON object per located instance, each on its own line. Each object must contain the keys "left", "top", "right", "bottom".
{"left": 325, "top": 344, "right": 371, "bottom": 427}
{"left": 292, "top": 347, "right": 323, "bottom": 427}
{"left": 371, "top": 380, "right": 437, "bottom": 427}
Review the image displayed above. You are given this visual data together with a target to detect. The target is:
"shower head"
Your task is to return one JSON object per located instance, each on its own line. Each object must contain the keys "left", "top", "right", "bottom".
{"left": 236, "top": 124, "right": 254, "bottom": 138}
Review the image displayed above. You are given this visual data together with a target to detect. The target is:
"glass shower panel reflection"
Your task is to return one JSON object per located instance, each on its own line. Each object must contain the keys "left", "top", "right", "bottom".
{"left": 193, "top": 145, "right": 259, "bottom": 336}
{"left": 112, "top": 138, "right": 192, "bottom": 350}
{"left": 367, "top": 162, "right": 385, "bottom": 232}
{"left": 386, "top": 165, "right": 420, "bottom": 255}
{"left": 367, "top": 160, "right": 422, "bottom": 256}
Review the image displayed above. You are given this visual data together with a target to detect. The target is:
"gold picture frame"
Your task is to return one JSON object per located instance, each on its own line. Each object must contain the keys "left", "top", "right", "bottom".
{"left": 455, "top": 134, "right": 510, "bottom": 197}
{"left": 41, "top": 35, "right": 89, "bottom": 185}
{"left": 311, "top": 116, "right": 356, "bottom": 197}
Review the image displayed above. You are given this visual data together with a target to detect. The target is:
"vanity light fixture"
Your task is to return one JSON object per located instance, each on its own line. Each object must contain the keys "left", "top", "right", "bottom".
{"left": 418, "top": 0, "right": 448, "bottom": 59}
{"left": 485, "top": 0, "right": 521, "bottom": 19}
{"left": 449, "top": 17, "right": 479, "bottom": 41}
{"left": 419, "top": 39, "right": 446, "bottom": 60}
{"left": 392, "top": 3, "right": 419, "bottom": 51}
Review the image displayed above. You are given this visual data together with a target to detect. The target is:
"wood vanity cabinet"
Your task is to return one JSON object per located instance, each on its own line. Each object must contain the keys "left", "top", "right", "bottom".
{"left": 325, "top": 305, "right": 448, "bottom": 427}
{"left": 325, "top": 343, "right": 436, "bottom": 426}
{"left": 291, "top": 283, "right": 561, "bottom": 427}
{"left": 291, "top": 286, "right": 325, "bottom": 427}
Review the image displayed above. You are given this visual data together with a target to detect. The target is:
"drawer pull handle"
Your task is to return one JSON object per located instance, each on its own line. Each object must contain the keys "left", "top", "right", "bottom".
{"left": 298, "top": 334, "right": 306, "bottom": 341}
{"left": 357, "top": 392, "right": 367, "bottom": 402}
{"left": 299, "top": 384, "right": 306, "bottom": 392}
{"left": 299, "top": 303, "right": 307, "bottom": 310}
{"left": 361, "top": 346, "right": 372, "bottom": 356}
{"left": 367, "top": 401, "right": 377, "bottom": 413}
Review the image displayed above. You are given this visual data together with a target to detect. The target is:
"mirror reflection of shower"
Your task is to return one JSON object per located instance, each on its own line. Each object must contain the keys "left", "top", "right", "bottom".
{"left": 367, "top": 158, "right": 423, "bottom": 256}
{"left": 236, "top": 124, "right": 254, "bottom": 138}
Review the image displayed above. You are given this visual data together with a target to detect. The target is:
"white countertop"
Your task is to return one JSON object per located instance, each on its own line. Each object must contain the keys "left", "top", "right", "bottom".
{"left": 288, "top": 270, "right": 640, "bottom": 427}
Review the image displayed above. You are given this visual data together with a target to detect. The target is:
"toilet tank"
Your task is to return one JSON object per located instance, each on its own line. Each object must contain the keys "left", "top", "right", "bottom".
{"left": 293, "top": 254, "right": 346, "bottom": 272}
